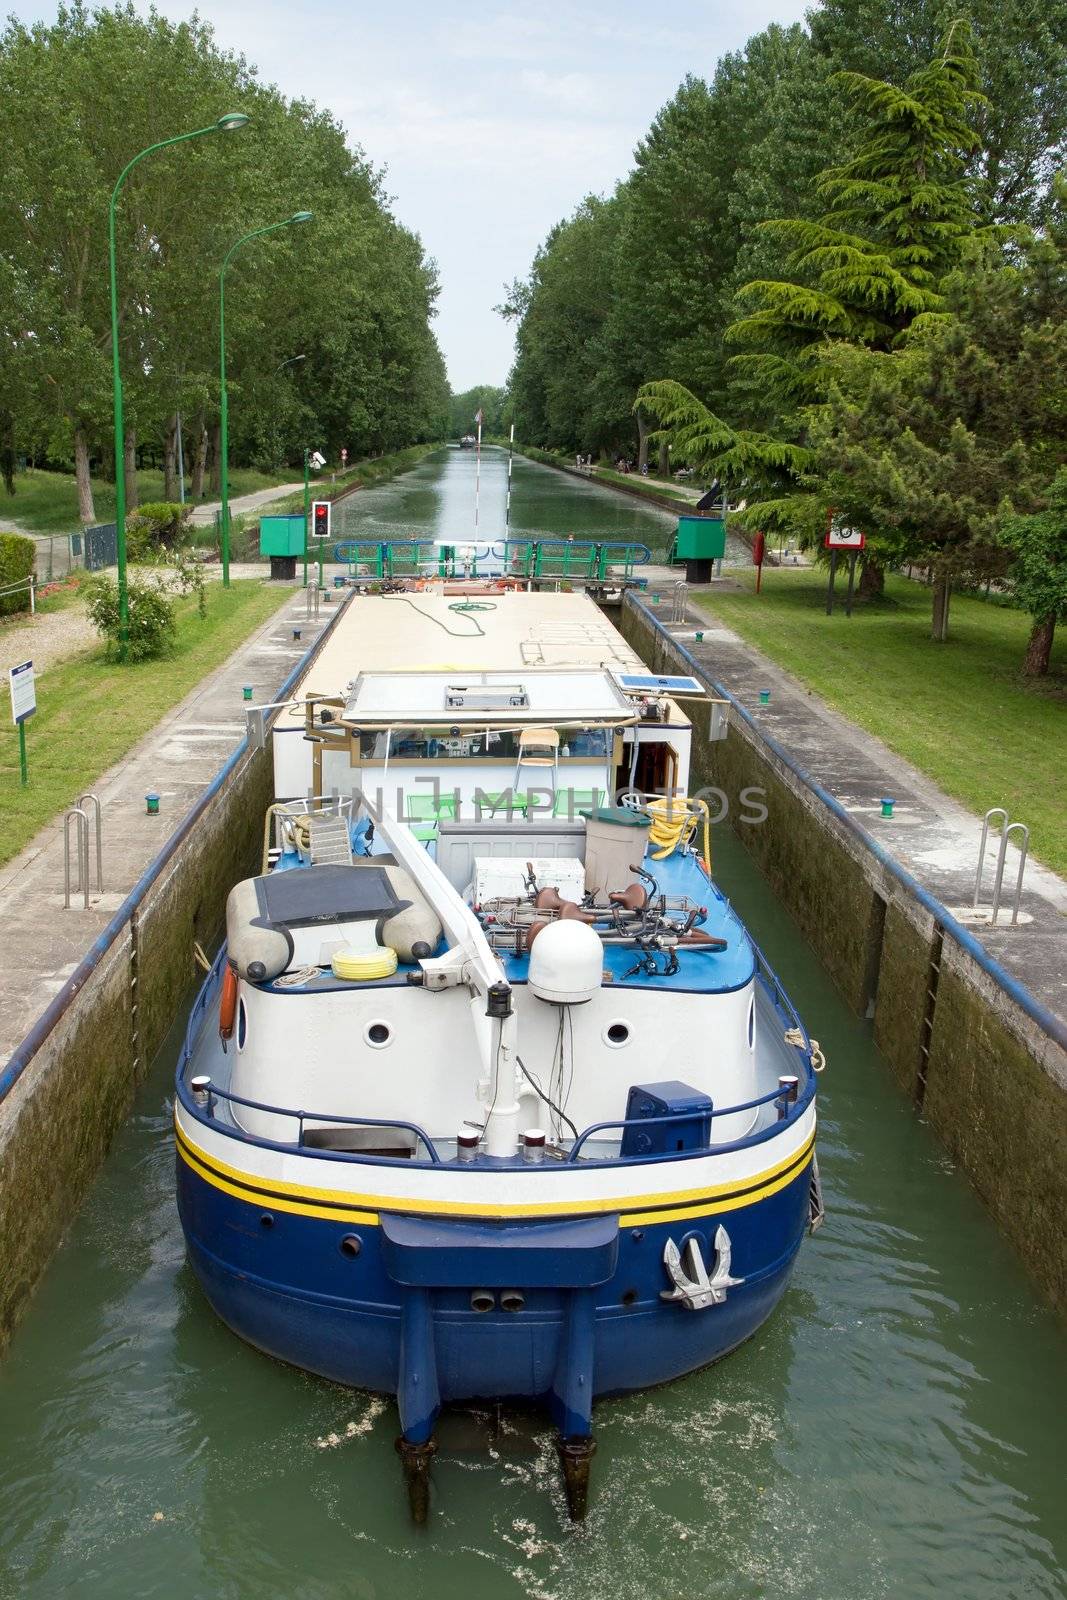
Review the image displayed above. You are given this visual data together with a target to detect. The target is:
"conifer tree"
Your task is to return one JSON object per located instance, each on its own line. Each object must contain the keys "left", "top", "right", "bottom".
{"left": 637, "top": 24, "right": 989, "bottom": 574}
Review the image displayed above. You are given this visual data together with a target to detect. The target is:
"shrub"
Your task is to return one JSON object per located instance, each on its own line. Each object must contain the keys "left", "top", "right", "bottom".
{"left": 126, "top": 501, "right": 192, "bottom": 562}
{"left": 84, "top": 573, "right": 176, "bottom": 661}
{"left": 0, "top": 531, "right": 35, "bottom": 616}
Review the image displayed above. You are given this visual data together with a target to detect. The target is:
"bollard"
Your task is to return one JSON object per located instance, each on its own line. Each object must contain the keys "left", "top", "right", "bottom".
{"left": 694, "top": 630, "right": 704, "bottom": 643}
{"left": 292, "top": 627, "right": 302, "bottom": 642}
{"left": 776, "top": 1074, "right": 799, "bottom": 1120}
{"left": 880, "top": 797, "right": 895, "bottom": 818}
{"left": 242, "top": 685, "right": 254, "bottom": 702}
{"left": 758, "top": 689, "right": 771, "bottom": 706}
{"left": 145, "top": 792, "right": 160, "bottom": 816}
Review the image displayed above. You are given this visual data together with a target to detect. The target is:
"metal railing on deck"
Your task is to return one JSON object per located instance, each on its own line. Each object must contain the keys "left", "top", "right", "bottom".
{"left": 188, "top": 1078, "right": 441, "bottom": 1164}
{"left": 331, "top": 538, "right": 652, "bottom": 582}
{"left": 567, "top": 1081, "right": 801, "bottom": 1162}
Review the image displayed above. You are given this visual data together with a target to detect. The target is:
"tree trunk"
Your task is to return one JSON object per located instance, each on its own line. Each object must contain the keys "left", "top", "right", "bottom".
{"left": 74, "top": 425, "right": 95, "bottom": 524}
{"left": 163, "top": 413, "right": 178, "bottom": 502}
{"left": 1024, "top": 614, "right": 1056, "bottom": 676}
{"left": 124, "top": 428, "right": 139, "bottom": 514}
{"left": 208, "top": 421, "right": 222, "bottom": 495}
{"left": 857, "top": 555, "right": 884, "bottom": 598}
{"left": 657, "top": 439, "right": 670, "bottom": 477}
{"left": 636, "top": 410, "right": 649, "bottom": 473}
{"left": 931, "top": 572, "right": 952, "bottom": 641}
{"left": 191, "top": 410, "right": 207, "bottom": 501}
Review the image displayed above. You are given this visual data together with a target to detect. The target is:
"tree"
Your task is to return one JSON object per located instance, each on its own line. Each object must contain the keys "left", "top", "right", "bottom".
{"left": 638, "top": 25, "right": 990, "bottom": 596}
{"left": 809, "top": 0, "right": 1067, "bottom": 224}
{"left": 0, "top": 5, "right": 448, "bottom": 520}
{"left": 811, "top": 218, "right": 1067, "bottom": 639}
{"left": 501, "top": 196, "right": 624, "bottom": 456}
{"left": 448, "top": 386, "right": 507, "bottom": 437}
{"left": 999, "top": 472, "right": 1067, "bottom": 674}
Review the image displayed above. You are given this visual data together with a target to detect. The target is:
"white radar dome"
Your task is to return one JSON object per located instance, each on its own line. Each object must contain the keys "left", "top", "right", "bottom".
{"left": 528, "top": 920, "right": 603, "bottom": 1005}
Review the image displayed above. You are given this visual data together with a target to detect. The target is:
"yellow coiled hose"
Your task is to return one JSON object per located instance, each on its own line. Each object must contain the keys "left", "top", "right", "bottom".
{"left": 331, "top": 946, "right": 399, "bottom": 981}
{"left": 645, "top": 796, "right": 712, "bottom": 871}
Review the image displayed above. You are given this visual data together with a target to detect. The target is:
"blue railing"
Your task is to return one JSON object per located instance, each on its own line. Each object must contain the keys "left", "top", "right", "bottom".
{"left": 191, "top": 1079, "right": 441, "bottom": 1165}
{"left": 567, "top": 1081, "right": 803, "bottom": 1162}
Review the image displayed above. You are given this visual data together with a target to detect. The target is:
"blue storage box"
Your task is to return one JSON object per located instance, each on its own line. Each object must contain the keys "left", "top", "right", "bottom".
{"left": 620, "top": 1080, "right": 713, "bottom": 1157}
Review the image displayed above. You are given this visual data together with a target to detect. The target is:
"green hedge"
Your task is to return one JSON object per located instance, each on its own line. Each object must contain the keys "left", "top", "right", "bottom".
{"left": 0, "top": 532, "right": 35, "bottom": 616}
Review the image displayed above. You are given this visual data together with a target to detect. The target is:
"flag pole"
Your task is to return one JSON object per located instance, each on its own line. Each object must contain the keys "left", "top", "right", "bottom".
{"left": 474, "top": 415, "right": 482, "bottom": 533}
{"left": 506, "top": 422, "right": 514, "bottom": 532}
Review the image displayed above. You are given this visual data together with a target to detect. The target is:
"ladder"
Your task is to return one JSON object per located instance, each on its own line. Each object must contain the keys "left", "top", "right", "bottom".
{"left": 307, "top": 810, "right": 354, "bottom": 866}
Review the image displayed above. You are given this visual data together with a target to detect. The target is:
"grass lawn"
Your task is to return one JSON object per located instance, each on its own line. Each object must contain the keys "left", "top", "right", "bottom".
{"left": 2, "top": 466, "right": 297, "bottom": 534}
{"left": 693, "top": 569, "right": 1067, "bottom": 877}
{"left": 0, "top": 579, "right": 288, "bottom": 866}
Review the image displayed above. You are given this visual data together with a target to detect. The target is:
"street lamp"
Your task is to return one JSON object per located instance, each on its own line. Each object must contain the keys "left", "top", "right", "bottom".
{"left": 219, "top": 213, "right": 313, "bottom": 586}
{"left": 109, "top": 112, "right": 249, "bottom": 657}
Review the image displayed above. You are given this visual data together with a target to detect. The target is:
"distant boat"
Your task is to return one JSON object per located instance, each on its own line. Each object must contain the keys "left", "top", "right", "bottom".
{"left": 459, "top": 433, "right": 476, "bottom": 449}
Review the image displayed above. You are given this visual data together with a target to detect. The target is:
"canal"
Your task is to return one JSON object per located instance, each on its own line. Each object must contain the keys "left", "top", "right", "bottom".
{"left": 336, "top": 443, "right": 751, "bottom": 563}
{"left": 1, "top": 458, "right": 1065, "bottom": 1600}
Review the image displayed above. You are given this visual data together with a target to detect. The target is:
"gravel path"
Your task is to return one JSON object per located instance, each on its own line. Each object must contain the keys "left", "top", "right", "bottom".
{"left": 0, "top": 598, "right": 97, "bottom": 676}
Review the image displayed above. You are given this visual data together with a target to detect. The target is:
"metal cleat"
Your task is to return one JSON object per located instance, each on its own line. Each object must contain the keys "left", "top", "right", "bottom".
{"left": 660, "top": 1226, "right": 743, "bottom": 1310}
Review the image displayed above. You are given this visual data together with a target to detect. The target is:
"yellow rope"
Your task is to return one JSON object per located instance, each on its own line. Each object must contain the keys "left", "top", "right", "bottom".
{"left": 645, "top": 796, "right": 712, "bottom": 871}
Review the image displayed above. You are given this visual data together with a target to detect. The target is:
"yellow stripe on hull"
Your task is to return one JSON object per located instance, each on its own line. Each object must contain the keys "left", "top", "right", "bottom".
{"left": 175, "top": 1116, "right": 815, "bottom": 1228}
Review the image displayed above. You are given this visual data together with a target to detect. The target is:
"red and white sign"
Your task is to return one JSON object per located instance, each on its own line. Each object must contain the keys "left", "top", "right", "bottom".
{"left": 825, "top": 510, "right": 865, "bottom": 549}
{"left": 340, "top": 447, "right": 348, "bottom": 464}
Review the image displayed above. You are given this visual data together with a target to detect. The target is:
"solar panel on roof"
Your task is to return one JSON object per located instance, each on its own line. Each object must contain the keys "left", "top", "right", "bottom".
{"left": 615, "top": 673, "right": 706, "bottom": 694}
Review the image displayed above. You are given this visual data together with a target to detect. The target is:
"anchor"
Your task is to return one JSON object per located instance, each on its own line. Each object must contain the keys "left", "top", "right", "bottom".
{"left": 660, "top": 1225, "right": 743, "bottom": 1310}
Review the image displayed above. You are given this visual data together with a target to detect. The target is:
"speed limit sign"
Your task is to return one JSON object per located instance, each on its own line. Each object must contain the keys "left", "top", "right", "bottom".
{"left": 340, "top": 447, "right": 348, "bottom": 465}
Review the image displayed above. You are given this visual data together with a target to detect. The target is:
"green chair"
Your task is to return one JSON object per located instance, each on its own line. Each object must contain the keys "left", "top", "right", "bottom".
{"left": 478, "top": 789, "right": 530, "bottom": 818}
{"left": 405, "top": 791, "right": 458, "bottom": 841}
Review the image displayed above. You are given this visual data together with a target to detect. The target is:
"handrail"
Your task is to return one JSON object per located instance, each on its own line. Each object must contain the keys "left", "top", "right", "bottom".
{"left": 188, "top": 1077, "right": 442, "bottom": 1164}
{"left": 567, "top": 1081, "right": 802, "bottom": 1162}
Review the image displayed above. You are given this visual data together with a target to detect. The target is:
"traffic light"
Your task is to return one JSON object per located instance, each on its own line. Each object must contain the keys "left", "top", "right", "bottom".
{"left": 312, "top": 500, "right": 331, "bottom": 541}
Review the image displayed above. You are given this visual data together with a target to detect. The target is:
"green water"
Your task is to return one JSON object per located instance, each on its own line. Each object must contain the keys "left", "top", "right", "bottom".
{"left": 336, "top": 444, "right": 749, "bottom": 562}
{"left": 1, "top": 459, "right": 1065, "bottom": 1600}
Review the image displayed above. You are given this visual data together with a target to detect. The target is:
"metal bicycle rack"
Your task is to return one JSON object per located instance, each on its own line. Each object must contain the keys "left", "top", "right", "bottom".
{"left": 64, "top": 793, "right": 103, "bottom": 909}
{"left": 668, "top": 581, "right": 689, "bottom": 624}
{"left": 973, "top": 807, "right": 1030, "bottom": 927}
{"left": 305, "top": 582, "right": 320, "bottom": 621}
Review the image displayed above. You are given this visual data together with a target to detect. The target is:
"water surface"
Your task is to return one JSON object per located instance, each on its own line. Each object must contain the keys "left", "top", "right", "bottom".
{"left": 337, "top": 444, "right": 749, "bottom": 563}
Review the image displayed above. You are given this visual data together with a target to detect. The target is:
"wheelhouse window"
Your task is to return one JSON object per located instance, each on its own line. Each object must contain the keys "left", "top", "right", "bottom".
{"left": 351, "top": 726, "right": 610, "bottom": 761}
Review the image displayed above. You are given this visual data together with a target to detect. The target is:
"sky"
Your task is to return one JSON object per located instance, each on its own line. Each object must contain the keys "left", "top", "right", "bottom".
{"left": 18, "top": 0, "right": 812, "bottom": 391}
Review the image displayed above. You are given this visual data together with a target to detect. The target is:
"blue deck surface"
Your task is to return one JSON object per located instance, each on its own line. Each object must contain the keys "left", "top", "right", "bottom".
{"left": 267, "top": 842, "right": 754, "bottom": 996}
{"left": 500, "top": 847, "right": 754, "bottom": 994}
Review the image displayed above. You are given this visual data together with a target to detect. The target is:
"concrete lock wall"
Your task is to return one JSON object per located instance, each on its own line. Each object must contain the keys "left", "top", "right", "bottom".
{"left": 0, "top": 744, "right": 273, "bottom": 1353}
{"left": 0, "top": 596, "right": 352, "bottom": 1355}
{"left": 619, "top": 595, "right": 1067, "bottom": 1320}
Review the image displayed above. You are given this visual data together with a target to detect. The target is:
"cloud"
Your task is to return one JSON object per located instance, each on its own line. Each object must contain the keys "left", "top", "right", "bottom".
{"left": 519, "top": 69, "right": 604, "bottom": 112}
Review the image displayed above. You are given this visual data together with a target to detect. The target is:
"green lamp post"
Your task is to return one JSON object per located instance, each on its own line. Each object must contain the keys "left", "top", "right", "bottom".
{"left": 218, "top": 212, "right": 313, "bottom": 586}
{"left": 109, "top": 112, "right": 249, "bottom": 658}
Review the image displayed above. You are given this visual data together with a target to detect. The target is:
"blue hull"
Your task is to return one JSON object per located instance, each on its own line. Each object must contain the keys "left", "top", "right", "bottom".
{"left": 177, "top": 1152, "right": 812, "bottom": 1408}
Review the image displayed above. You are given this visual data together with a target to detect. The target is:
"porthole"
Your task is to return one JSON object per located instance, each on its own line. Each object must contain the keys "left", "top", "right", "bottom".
{"left": 339, "top": 1234, "right": 362, "bottom": 1259}
{"left": 364, "top": 1020, "right": 392, "bottom": 1049}
{"left": 236, "top": 997, "right": 248, "bottom": 1051}
{"left": 603, "top": 1021, "right": 631, "bottom": 1048}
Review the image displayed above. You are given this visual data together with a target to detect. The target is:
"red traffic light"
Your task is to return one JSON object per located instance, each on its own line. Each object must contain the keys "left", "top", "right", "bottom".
{"left": 311, "top": 500, "right": 331, "bottom": 540}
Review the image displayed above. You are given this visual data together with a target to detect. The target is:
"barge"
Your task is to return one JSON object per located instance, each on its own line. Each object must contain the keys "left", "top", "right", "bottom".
{"left": 175, "top": 579, "right": 823, "bottom": 1519}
